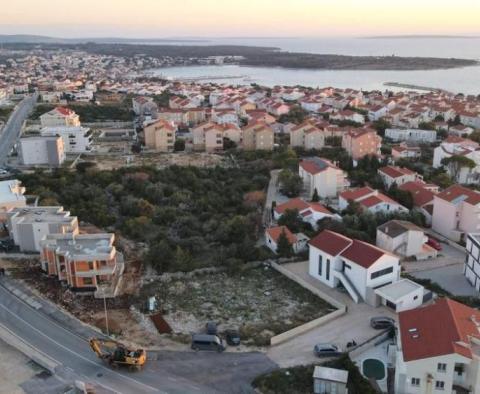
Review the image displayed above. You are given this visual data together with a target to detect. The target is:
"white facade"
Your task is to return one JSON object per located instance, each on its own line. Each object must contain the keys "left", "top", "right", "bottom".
{"left": 40, "top": 108, "right": 81, "bottom": 128}
{"left": 385, "top": 128, "right": 437, "bottom": 143}
{"left": 19, "top": 136, "right": 65, "bottom": 167}
{"left": 41, "top": 126, "right": 93, "bottom": 153}
{"left": 299, "top": 158, "right": 349, "bottom": 199}
{"left": 308, "top": 231, "right": 401, "bottom": 306}
{"left": 465, "top": 233, "right": 480, "bottom": 292}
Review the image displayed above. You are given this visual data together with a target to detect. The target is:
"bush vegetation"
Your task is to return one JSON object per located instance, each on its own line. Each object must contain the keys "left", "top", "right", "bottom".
{"left": 19, "top": 164, "right": 270, "bottom": 272}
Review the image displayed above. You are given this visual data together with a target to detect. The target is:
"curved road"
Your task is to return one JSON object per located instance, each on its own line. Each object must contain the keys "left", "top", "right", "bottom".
{"left": 0, "top": 93, "right": 38, "bottom": 165}
{"left": 0, "top": 281, "right": 276, "bottom": 393}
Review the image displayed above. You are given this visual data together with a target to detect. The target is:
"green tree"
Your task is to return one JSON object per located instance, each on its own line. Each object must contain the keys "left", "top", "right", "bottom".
{"left": 441, "top": 155, "right": 476, "bottom": 181}
{"left": 311, "top": 188, "right": 320, "bottom": 202}
{"left": 278, "top": 209, "right": 307, "bottom": 233}
{"left": 276, "top": 229, "right": 294, "bottom": 257}
{"left": 372, "top": 118, "right": 392, "bottom": 137}
{"left": 174, "top": 138, "right": 185, "bottom": 151}
{"left": 419, "top": 121, "right": 436, "bottom": 130}
{"left": 278, "top": 169, "right": 303, "bottom": 197}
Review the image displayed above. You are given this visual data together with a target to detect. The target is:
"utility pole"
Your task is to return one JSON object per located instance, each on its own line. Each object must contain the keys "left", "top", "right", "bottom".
{"left": 100, "top": 287, "right": 109, "bottom": 336}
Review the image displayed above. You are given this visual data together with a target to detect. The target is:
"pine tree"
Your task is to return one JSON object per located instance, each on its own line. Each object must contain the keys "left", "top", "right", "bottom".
{"left": 276, "top": 229, "right": 294, "bottom": 257}
{"left": 311, "top": 188, "right": 320, "bottom": 202}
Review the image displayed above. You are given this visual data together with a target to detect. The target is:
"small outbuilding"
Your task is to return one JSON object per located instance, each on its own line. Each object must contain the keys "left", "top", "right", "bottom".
{"left": 313, "top": 366, "right": 349, "bottom": 394}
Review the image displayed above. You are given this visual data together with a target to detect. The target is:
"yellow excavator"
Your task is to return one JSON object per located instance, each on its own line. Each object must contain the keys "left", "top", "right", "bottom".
{"left": 89, "top": 338, "right": 147, "bottom": 371}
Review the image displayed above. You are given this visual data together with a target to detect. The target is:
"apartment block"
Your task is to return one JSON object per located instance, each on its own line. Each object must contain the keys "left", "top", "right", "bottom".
{"left": 395, "top": 298, "right": 480, "bottom": 394}
{"left": 19, "top": 136, "right": 65, "bottom": 167}
{"left": 40, "top": 233, "right": 124, "bottom": 298}
{"left": 299, "top": 157, "right": 349, "bottom": 199}
{"left": 6, "top": 206, "right": 79, "bottom": 252}
{"left": 41, "top": 126, "right": 93, "bottom": 153}
{"left": 143, "top": 119, "right": 176, "bottom": 152}
{"left": 465, "top": 233, "right": 480, "bottom": 292}
{"left": 342, "top": 128, "right": 381, "bottom": 161}
{"left": 242, "top": 121, "right": 274, "bottom": 151}
{"left": 40, "top": 107, "right": 81, "bottom": 128}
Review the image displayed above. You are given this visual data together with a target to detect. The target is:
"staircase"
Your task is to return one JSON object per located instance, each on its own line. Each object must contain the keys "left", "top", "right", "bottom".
{"left": 334, "top": 270, "right": 361, "bottom": 303}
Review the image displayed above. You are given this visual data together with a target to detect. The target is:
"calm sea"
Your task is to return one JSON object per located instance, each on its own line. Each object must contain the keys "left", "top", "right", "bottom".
{"left": 147, "top": 37, "right": 480, "bottom": 94}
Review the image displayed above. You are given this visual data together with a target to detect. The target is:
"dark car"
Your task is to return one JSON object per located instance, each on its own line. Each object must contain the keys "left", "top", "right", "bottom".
{"left": 206, "top": 321, "right": 217, "bottom": 335}
{"left": 225, "top": 330, "right": 241, "bottom": 346}
{"left": 313, "top": 343, "right": 342, "bottom": 358}
{"left": 370, "top": 316, "right": 395, "bottom": 330}
{"left": 191, "top": 334, "right": 225, "bottom": 352}
{"left": 426, "top": 237, "right": 442, "bottom": 251}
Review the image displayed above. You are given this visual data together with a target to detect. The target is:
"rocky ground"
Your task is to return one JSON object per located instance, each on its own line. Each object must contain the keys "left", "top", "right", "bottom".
{"left": 142, "top": 265, "right": 335, "bottom": 346}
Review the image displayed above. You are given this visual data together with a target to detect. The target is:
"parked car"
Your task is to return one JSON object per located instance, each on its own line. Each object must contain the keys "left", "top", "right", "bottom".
{"left": 191, "top": 334, "right": 225, "bottom": 352}
{"left": 313, "top": 343, "right": 342, "bottom": 358}
{"left": 426, "top": 237, "right": 442, "bottom": 251}
{"left": 225, "top": 330, "right": 241, "bottom": 346}
{"left": 206, "top": 321, "right": 217, "bottom": 335}
{"left": 370, "top": 316, "right": 395, "bottom": 330}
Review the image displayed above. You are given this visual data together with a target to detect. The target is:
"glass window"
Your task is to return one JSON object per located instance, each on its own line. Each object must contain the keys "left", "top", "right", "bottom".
{"left": 437, "top": 363, "right": 447, "bottom": 372}
{"left": 435, "top": 381, "right": 445, "bottom": 390}
{"left": 411, "top": 377, "right": 420, "bottom": 386}
{"left": 371, "top": 266, "right": 394, "bottom": 280}
{"left": 318, "top": 255, "right": 323, "bottom": 276}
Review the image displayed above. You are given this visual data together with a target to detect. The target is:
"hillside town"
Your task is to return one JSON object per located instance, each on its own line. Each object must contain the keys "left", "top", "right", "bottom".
{"left": 1, "top": 45, "right": 480, "bottom": 394}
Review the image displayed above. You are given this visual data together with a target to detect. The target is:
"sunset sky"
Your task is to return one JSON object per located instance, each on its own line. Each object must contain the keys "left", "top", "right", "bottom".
{"left": 1, "top": 0, "right": 479, "bottom": 38}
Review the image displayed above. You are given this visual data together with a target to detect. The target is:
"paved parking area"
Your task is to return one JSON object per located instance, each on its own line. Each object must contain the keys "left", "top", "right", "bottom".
{"left": 267, "top": 262, "right": 396, "bottom": 367}
{"left": 412, "top": 263, "right": 477, "bottom": 297}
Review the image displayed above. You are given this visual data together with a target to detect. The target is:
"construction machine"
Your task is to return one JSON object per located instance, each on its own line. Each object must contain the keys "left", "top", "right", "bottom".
{"left": 89, "top": 338, "right": 147, "bottom": 371}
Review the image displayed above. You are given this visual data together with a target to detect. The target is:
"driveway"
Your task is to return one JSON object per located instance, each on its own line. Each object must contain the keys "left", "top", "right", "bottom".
{"left": 267, "top": 262, "right": 396, "bottom": 368}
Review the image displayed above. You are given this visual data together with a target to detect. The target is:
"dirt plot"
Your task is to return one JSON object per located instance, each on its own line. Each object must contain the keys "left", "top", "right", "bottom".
{"left": 90, "top": 152, "right": 227, "bottom": 171}
{"left": 141, "top": 266, "right": 335, "bottom": 346}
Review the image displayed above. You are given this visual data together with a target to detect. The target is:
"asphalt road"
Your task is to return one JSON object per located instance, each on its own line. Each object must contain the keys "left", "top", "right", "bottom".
{"left": 0, "top": 93, "right": 38, "bottom": 165}
{"left": 0, "top": 282, "right": 276, "bottom": 393}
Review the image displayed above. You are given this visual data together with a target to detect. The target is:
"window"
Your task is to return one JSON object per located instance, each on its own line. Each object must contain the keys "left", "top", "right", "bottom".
{"left": 326, "top": 259, "right": 330, "bottom": 281}
{"left": 342, "top": 261, "right": 351, "bottom": 271}
{"left": 437, "top": 363, "right": 447, "bottom": 372}
{"left": 411, "top": 377, "right": 420, "bottom": 387}
{"left": 371, "top": 266, "right": 394, "bottom": 280}
{"left": 318, "top": 255, "right": 323, "bottom": 276}
{"left": 83, "top": 277, "right": 93, "bottom": 285}
{"left": 88, "top": 261, "right": 94, "bottom": 270}
{"left": 435, "top": 381, "right": 445, "bottom": 390}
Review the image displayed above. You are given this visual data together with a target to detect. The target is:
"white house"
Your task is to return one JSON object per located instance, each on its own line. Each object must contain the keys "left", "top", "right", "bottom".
{"left": 378, "top": 166, "right": 423, "bottom": 189}
{"left": 313, "top": 366, "right": 348, "bottom": 394}
{"left": 265, "top": 226, "right": 308, "bottom": 254}
{"left": 299, "top": 157, "right": 349, "bottom": 199}
{"left": 385, "top": 128, "right": 437, "bottom": 143}
{"left": 309, "top": 230, "right": 406, "bottom": 306}
{"left": 40, "top": 107, "right": 81, "bottom": 128}
{"left": 464, "top": 233, "right": 480, "bottom": 292}
{"left": 368, "top": 105, "right": 388, "bottom": 121}
{"left": 432, "top": 137, "right": 480, "bottom": 184}
{"left": 376, "top": 220, "right": 437, "bottom": 260}
{"left": 273, "top": 198, "right": 338, "bottom": 229}
{"left": 41, "top": 126, "right": 93, "bottom": 153}
{"left": 432, "top": 185, "right": 480, "bottom": 242}
{"left": 339, "top": 187, "right": 409, "bottom": 214}
{"left": 395, "top": 298, "right": 480, "bottom": 394}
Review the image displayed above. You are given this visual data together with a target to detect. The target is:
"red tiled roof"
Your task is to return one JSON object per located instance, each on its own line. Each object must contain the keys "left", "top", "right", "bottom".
{"left": 274, "top": 198, "right": 310, "bottom": 215}
{"left": 309, "top": 202, "right": 333, "bottom": 215}
{"left": 54, "top": 107, "right": 74, "bottom": 116}
{"left": 266, "top": 226, "right": 297, "bottom": 244}
{"left": 340, "top": 187, "right": 375, "bottom": 202}
{"left": 309, "top": 230, "right": 352, "bottom": 256}
{"left": 436, "top": 185, "right": 480, "bottom": 206}
{"left": 399, "top": 298, "right": 480, "bottom": 362}
{"left": 340, "top": 239, "right": 386, "bottom": 269}
{"left": 399, "top": 181, "right": 435, "bottom": 207}
{"left": 379, "top": 166, "right": 415, "bottom": 179}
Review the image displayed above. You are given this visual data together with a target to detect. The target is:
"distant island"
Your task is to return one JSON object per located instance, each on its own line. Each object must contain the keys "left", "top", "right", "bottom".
{"left": 0, "top": 34, "right": 209, "bottom": 44}
{"left": 364, "top": 34, "right": 480, "bottom": 39}
{"left": 2, "top": 40, "right": 479, "bottom": 71}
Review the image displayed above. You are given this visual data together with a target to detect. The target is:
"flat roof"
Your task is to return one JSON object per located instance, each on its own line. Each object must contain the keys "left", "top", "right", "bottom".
{"left": 0, "top": 180, "right": 26, "bottom": 203}
{"left": 9, "top": 207, "right": 76, "bottom": 224}
{"left": 375, "top": 279, "right": 423, "bottom": 302}
{"left": 43, "top": 233, "right": 114, "bottom": 259}
{"left": 313, "top": 366, "right": 348, "bottom": 383}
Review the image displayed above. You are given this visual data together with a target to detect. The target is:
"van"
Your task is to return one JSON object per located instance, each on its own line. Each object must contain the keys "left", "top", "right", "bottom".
{"left": 191, "top": 334, "right": 225, "bottom": 352}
